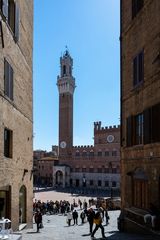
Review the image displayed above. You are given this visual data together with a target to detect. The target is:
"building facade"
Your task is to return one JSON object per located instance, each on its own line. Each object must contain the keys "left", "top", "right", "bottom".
{"left": 0, "top": 0, "right": 33, "bottom": 230}
{"left": 33, "top": 150, "right": 58, "bottom": 187}
{"left": 52, "top": 50, "right": 120, "bottom": 192}
{"left": 120, "top": 0, "right": 160, "bottom": 232}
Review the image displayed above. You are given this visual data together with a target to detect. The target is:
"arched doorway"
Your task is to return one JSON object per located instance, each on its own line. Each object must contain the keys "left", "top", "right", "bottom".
{"left": 19, "top": 185, "right": 27, "bottom": 224}
{"left": 55, "top": 170, "right": 63, "bottom": 186}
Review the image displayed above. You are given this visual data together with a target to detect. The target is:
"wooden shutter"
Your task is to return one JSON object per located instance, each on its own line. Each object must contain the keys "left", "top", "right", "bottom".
{"left": 2, "top": 0, "right": 8, "bottom": 19}
{"left": 139, "top": 51, "right": 144, "bottom": 83}
{"left": 0, "top": 20, "right": 4, "bottom": 48}
{"left": 0, "top": 0, "right": 2, "bottom": 11}
{"left": 4, "top": 59, "right": 13, "bottom": 100}
{"left": 143, "top": 108, "right": 151, "bottom": 144}
{"left": 133, "top": 56, "right": 137, "bottom": 86}
{"left": 4, "top": 59, "right": 9, "bottom": 97}
{"left": 138, "top": 0, "right": 144, "bottom": 12}
{"left": 152, "top": 103, "right": 160, "bottom": 142}
{"left": 132, "top": 0, "right": 136, "bottom": 18}
{"left": 14, "top": 2, "right": 19, "bottom": 42}
{"left": 9, "top": 64, "right": 13, "bottom": 100}
{"left": 126, "top": 116, "right": 133, "bottom": 146}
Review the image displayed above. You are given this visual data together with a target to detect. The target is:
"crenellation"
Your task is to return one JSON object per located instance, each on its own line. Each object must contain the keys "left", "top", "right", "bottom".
{"left": 74, "top": 145, "right": 94, "bottom": 149}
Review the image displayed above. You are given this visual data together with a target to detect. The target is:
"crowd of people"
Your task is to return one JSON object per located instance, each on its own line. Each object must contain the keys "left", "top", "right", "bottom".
{"left": 33, "top": 198, "right": 109, "bottom": 239}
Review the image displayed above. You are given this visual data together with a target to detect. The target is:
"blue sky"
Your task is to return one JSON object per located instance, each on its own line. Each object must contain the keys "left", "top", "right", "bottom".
{"left": 33, "top": 0, "right": 120, "bottom": 151}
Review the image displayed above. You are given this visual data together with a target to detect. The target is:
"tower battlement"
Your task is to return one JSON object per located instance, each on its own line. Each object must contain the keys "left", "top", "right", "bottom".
{"left": 73, "top": 145, "right": 94, "bottom": 149}
{"left": 94, "top": 121, "right": 120, "bottom": 133}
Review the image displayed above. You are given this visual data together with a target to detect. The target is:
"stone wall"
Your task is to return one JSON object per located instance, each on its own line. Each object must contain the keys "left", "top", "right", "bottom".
{"left": 0, "top": 0, "right": 33, "bottom": 230}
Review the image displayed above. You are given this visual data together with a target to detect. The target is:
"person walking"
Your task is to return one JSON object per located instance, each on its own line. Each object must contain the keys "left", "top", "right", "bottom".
{"left": 34, "top": 209, "right": 42, "bottom": 233}
{"left": 91, "top": 211, "right": 107, "bottom": 239}
{"left": 66, "top": 211, "right": 72, "bottom": 226}
{"left": 105, "top": 209, "right": 110, "bottom": 225}
{"left": 87, "top": 208, "right": 95, "bottom": 235}
{"left": 72, "top": 209, "right": 78, "bottom": 225}
{"left": 80, "top": 211, "right": 85, "bottom": 224}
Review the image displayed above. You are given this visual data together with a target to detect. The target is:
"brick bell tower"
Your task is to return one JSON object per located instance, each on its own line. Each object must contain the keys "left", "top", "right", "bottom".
{"left": 57, "top": 49, "right": 76, "bottom": 157}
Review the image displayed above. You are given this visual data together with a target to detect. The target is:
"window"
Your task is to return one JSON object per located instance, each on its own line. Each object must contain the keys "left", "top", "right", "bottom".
{"left": 97, "top": 168, "right": 102, "bottom": 173}
{"left": 135, "top": 113, "right": 143, "bottom": 145}
{"left": 70, "top": 179, "right": 72, "bottom": 186}
{"left": 4, "top": 59, "right": 13, "bottom": 100}
{"left": 132, "top": 0, "right": 144, "bottom": 18}
{"left": 112, "top": 181, "right": 116, "bottom": 187}
{"left": 89, "top": 151, "right": 94, "bottom": 157}
{"left": 0, "top": 0, "right": 2, "bottom": 12}
{"left": 105, "top": 181, "right": 109, "bottom": 187}
{"left": 144, "top": 103, "right": 160, "bottom": 144}
{"left": 82, "top": 151, "right": 87, "bottom": 157}
{"left": 98, "top": 180, "right": 102, "bottom": 187}
{"left": 75, "top": 151, "right": 80, "bottom": 157}
{"left": 63, "top": 65, "right": 66, "bottom": 75}
{"left": 75, "top": 168, "right": 80, "bottom": 172}
{"left": 97, "top": 151, "right": 102, "bottom": 157}
{"left": 105, "top": 151, "right": 109, "bottom": 156}
{"left": 112, "top": 151, "right": 117, "bottom": 156}
{"left": 90, "top": 180, "right": 93, "bottom": 186}
{"left": 82, "top": 168, "right": 86, "bottom": 173}
{"left": 89, "top": 168, "right": 94, "bottom": 173}
{"left": 104, "top": 168, "right": 109, "bottom": 173}
{"left": 1, "top": 0, "right": 19, "bottom": 41}
{"left": 4, "top": 128, "right": 13, "bottom": 158}
{"left": 133, "top": 50, "right": 144, "bottom": 86}
{"left": 112, "top": 168, "right": 117, "bottom": 174}
{"left": 126, "top": 103, "right": 160, "bottom": 147}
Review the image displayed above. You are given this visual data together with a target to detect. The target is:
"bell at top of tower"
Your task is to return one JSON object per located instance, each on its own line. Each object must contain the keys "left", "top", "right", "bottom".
{"left": 60, "top": 48, "right": 73, "bottom": 78}
{"left": 57, "top": 48, "right": 76, "bottom": 95}
{"left": 64, "top": 49, "right": 70, "bottom": 57}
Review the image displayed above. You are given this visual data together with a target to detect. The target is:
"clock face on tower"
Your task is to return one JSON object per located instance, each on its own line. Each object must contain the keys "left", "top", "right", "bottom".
{"left": 60, "top": 141, "right": 67, "bottom": 148}
{"left": 107, "top": 135, "right": 114, "bottom": 143}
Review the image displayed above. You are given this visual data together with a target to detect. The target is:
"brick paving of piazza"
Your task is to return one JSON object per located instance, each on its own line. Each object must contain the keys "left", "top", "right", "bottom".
{"left": 20, "top": 190, "right": 158, "bottom": 240}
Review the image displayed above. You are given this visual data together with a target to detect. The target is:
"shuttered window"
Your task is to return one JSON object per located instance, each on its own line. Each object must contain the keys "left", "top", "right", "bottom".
{"left": 126, "top": 103, "right": 160, "bottom": 147}
{"left": 4, "top": 59, "right": 13, "bottom": 100}
{"left": 152, "top": 103, "right": 160, "bottom": 143}
{"left": 132, "top": 0, "right": 144, "bottom": 19}
{"left": 1, "top": 0, "right": 19, "bottom": 42}
{"left": 143, "top": 108, "right": 152, "bottom": 144}
{"left": 0, "top": 0, "right": 3, "bottom": 12}
{"left": 4, "top": 128, "right": 13, "bottom": 158}
{"left": 126, "top": 116, "right": 134, "bottom": 147}
{"left": 133, "top": 50, "right": 144, "bottom": 86}
{"left": 135, "top": 113, "right": 143, "bottom": 145}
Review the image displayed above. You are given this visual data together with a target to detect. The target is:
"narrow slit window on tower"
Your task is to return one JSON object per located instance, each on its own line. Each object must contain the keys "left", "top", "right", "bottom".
{"left": 63, "top": 65, "right": 66, "bottom": 76}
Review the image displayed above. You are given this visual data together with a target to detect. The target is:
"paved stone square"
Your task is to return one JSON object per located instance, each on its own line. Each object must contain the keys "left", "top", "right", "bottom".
{"left": 20, "top": 190, "right": 158, "bottom": 240}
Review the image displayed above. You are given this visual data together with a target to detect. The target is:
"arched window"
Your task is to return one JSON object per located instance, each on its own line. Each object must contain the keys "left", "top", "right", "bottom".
{"left": 97, "top": 150, "right": 102, "bottom": 157}
{"left": 112, "top": 149, "right": 117, "bottom": 156}
{"left": 105, "top": 150, "right": 109, "bottom": 156}
{"left": 75, "top": 150, "right": 80, "bottom": 157}
{"left": 82, "top": 150, "right": 87, "bottom": 157}
{"left": 89, "top": 150, "right": 94, "bottom": 157}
